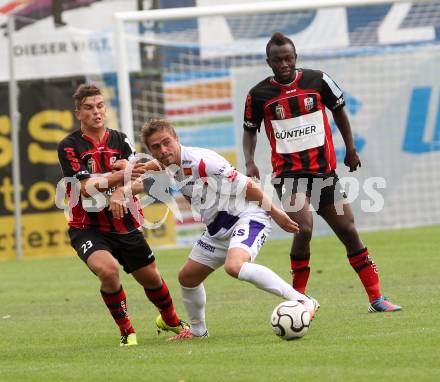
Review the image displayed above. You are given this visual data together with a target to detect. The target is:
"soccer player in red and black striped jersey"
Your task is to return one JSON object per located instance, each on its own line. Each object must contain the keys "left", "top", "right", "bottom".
{"left": 242, "top": 32, "right": 401, "bottom": 313}
{"left": 57, "top": 84, "right": 188, "bottom": 346}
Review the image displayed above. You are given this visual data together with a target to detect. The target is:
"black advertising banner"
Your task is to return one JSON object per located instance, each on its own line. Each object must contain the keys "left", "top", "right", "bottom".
{"left": 0, "top": 79, "right": 177, "bottom": 259}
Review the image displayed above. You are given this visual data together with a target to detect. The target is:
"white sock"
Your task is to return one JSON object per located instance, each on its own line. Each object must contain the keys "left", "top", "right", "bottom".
{"left": 238, "top": 262, "right": 307, "bottom": 301}
{"left": 181, "top": 283, "right": 208, "bottom": 337}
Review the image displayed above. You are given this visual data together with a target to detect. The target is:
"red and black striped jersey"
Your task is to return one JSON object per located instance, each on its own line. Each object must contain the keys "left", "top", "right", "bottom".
{"left": 243, "top": 68, "right": 345, "bottom": 178}
{"left": 57, "top": 128, "right": 143, "bottom": 233}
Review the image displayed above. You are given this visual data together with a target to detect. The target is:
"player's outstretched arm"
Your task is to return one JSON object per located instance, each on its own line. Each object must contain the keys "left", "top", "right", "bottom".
{"left": 129, "top": 160, "right": 163, "bottom": 181}
{"left": 111, "top": 159, "right": 129, "bottom": 171}
{"left": 244, "top": 178, "right": 299, "bottom": 233}
{"left": 108, "top": 160, "right": 161, "bottom": 219}
{"left": 79, "top": 170, "right": 127, "bottom": 197}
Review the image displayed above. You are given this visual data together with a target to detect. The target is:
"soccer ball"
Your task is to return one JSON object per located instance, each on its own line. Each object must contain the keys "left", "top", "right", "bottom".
{"left": 270, "top": 301, "right": 311, "bottom": 340}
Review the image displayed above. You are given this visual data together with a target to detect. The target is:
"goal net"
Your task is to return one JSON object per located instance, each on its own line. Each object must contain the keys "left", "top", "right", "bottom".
{"left": 114, "top": 0, "right": 440, "bottom": 245}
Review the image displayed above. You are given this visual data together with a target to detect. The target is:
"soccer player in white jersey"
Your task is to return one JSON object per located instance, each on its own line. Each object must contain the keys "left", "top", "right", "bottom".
{"left": 109, "top": 119, "right": 319, "bottom": 340}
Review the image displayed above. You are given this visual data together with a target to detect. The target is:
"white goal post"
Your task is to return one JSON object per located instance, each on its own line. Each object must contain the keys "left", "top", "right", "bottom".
{"left": 113, "top": 0, "right": 432, "bottom": 144}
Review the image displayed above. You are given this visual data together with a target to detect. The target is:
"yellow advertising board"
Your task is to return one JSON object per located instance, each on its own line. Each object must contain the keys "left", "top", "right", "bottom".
{"left": 0, "top": 81, "right": 179, "bottom": 261}
{"left": 0, "top": 203, "right": 176, "bottom": 261}
{"left": 140, "top": 202, "right": 177, "bottom": 248}
{"left": 0, "top": 211, "right": 73, "bottom": 260}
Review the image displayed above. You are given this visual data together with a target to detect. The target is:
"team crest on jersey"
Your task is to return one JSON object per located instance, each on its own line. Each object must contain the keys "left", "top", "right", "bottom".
{"left": 304, "top": 97, "right": 314, "bottom": 111}
{"left": 109, "top": 156, "right": 117, "bottom": 166}
{"left": 183, "top": 167, "right": 192, "bottom": 176}
{"left": 87, "top": 157, "right": 96, "bottom": 173}
{"left": 275, "top": 104, "right": 285, "bottom": 119}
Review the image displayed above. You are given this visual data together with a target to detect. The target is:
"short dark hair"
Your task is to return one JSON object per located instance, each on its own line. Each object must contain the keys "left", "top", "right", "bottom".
{"left": 266, "top": 32, "right": 296, "bottom": 57}
{"left": 141, "top": 119, "right": 177, "bottom": 148}
{"left": 73, "top": 84, "right": 102, "bottom": 109}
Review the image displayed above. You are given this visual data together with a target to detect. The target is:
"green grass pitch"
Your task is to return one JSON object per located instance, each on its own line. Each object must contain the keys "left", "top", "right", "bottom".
{"left": 1, "top": 225, "right": 439, "bottom": 382}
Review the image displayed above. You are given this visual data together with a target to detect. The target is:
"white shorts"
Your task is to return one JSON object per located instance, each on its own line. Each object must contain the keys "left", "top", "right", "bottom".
{"left": 189, "top": 214, "right": 272, "bottom": 270}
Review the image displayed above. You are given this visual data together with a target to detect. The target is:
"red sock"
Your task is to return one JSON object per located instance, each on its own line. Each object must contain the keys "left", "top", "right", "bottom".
{"left": 348, "top": 248, "right": 381, "bottom": 302}
{"left": 101, "top": 285, "right": 135, "bottom": 335}
{"left": 144, "top": 278, "right": 180, "bottom": 327}
{"left": 291, "top": 257, "right": 310, "bottom": 294}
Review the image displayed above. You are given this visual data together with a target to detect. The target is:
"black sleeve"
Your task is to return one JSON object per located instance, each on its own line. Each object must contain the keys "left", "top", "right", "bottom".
{"left": 320, "top": 72, "right": 345, "bottom": 111}
{"left": 57, "top": 139, "right": 90, "bottom": 180}
{"left": 243, "top": 89, "right": 264, "bottom": 132}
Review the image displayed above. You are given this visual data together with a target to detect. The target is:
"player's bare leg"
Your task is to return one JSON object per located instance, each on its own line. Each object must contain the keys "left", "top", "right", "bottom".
{"left": 318, "top": 201, "right": 364, "bottom": 253}
{"left": 87, "top": 250, "right": 121, "bottom": 292}
{"left": 179, "top": 258, "right": 214, "bottom": 287}
{"left": 87, "top": 250, "right": 137, "bottom": 345}
{"left": 283, "top": 193, "right": 313, "bottom": 293}
{"left": 132, "top": 262, "right": 187, "bottom": 332}
{"left": 319, "top": 201, "right": 401, "bottom": 312}
{"left": 131, "top": 261, "right": 162, "bottom": 289}
{"left": 169, "top": 259, "right": 213, "bottom": 340}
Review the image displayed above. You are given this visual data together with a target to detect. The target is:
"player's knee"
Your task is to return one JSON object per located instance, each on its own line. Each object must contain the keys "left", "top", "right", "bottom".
{"left": 97, "top": 264, "right": 119, "bottom": 283}
{"left": 224, "top": 260, "right": 241, "bottom": 278}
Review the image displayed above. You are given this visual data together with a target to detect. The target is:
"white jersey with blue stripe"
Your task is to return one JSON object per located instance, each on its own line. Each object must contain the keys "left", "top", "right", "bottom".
{"left": 175, "top": 145, "right": 269, "bottom": 237}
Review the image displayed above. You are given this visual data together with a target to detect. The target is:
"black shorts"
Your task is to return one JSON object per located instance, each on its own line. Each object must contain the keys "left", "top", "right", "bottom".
{"left": 68, "top": 227, "right": 155, "bottom": 273}
{"left": 273, "top": 173, "right": 347, "bottom": 214}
